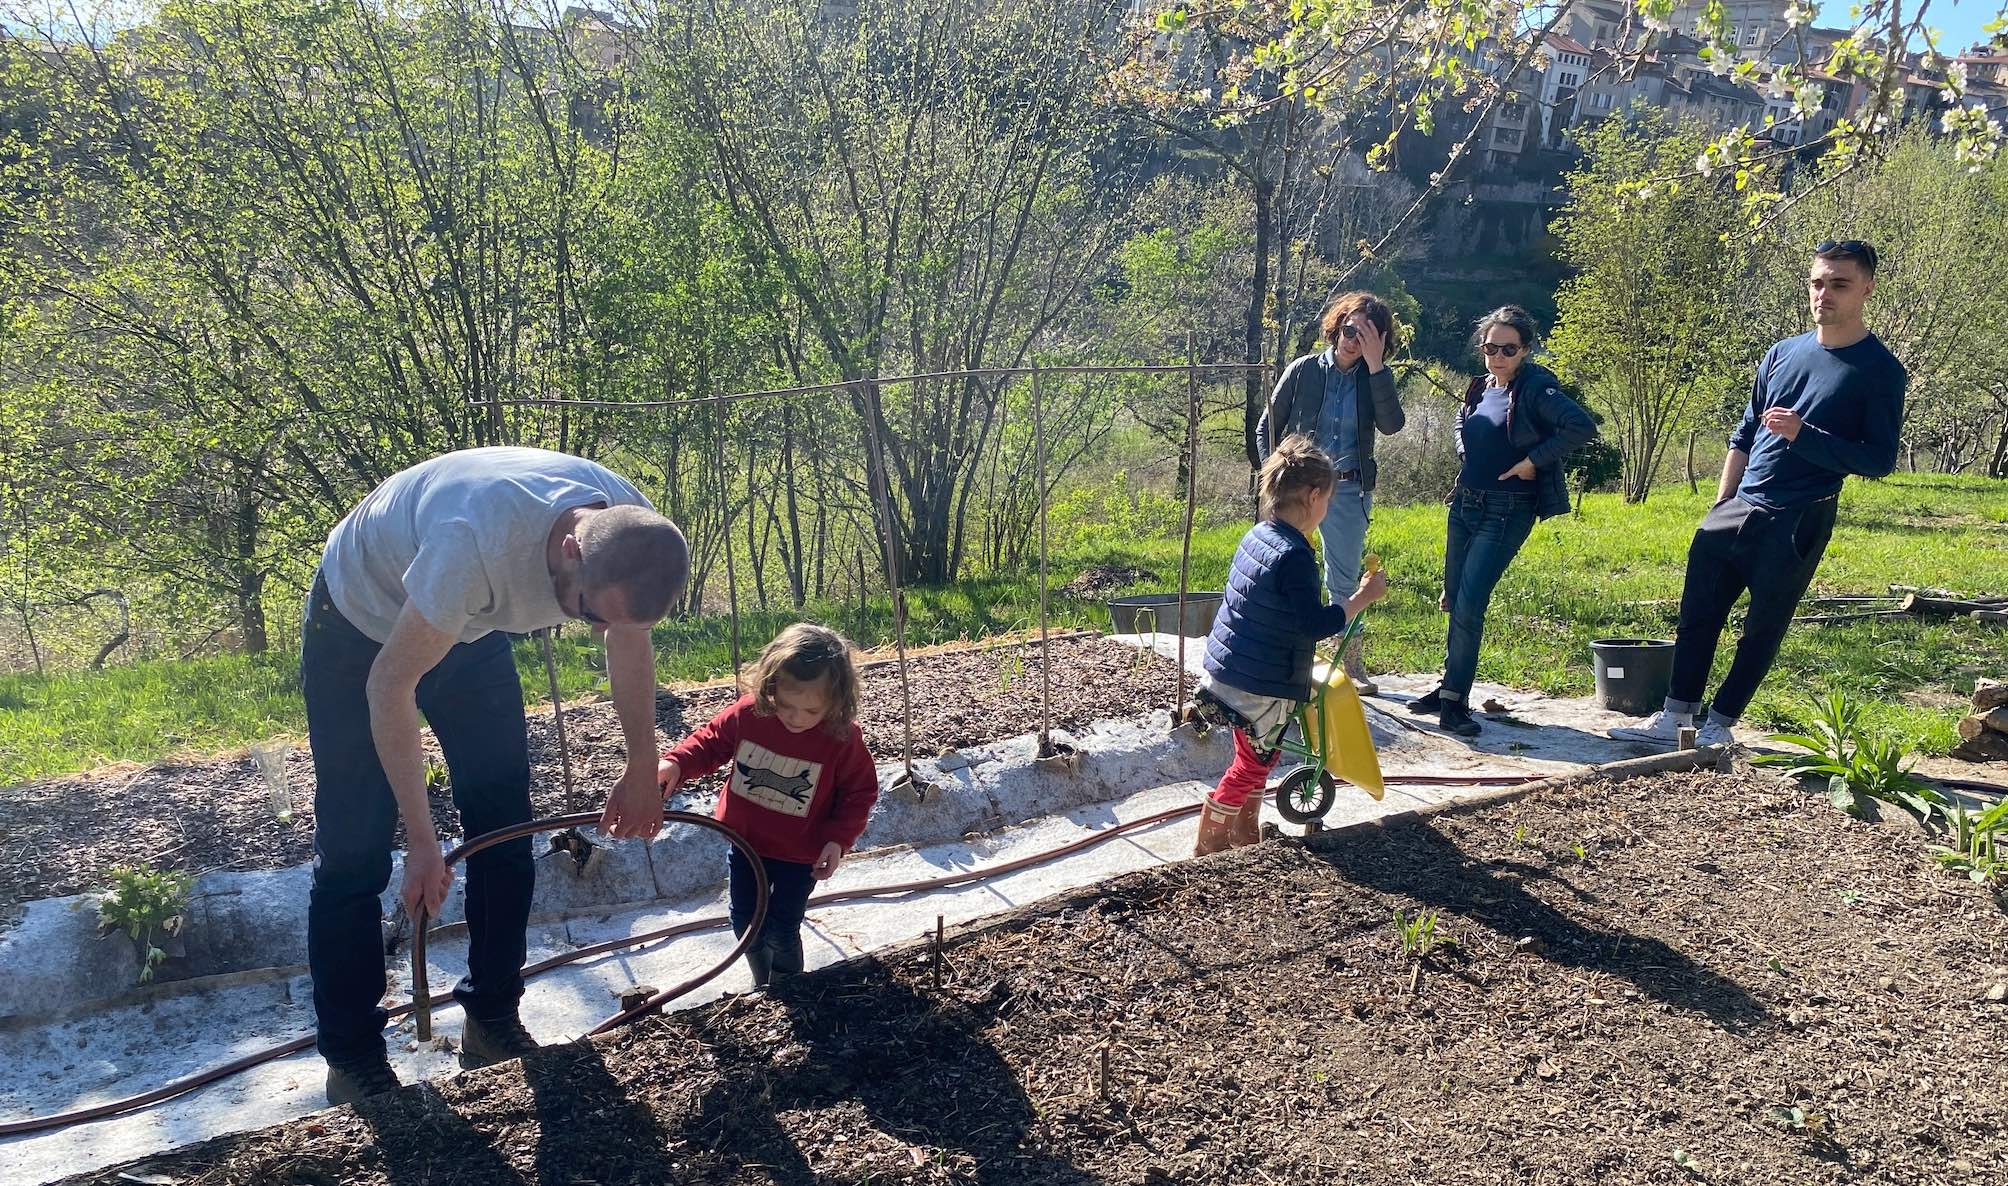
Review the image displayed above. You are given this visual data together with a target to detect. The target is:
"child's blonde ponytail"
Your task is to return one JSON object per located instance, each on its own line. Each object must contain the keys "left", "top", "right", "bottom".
{"left": 1258, "top": 435, "right": 1336, "bottom": 520}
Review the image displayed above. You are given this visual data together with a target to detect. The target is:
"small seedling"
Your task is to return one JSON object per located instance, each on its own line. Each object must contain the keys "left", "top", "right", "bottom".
{"left": 98, "top": 863, "right": 194, "bottom": 985}
{"left": 1572, "top": 842, "right": 1589, "bottom": 862}
{"left": 995, "top": 652, "right": 1026, "bottom": 693}
{"left": 424, "top": 758, "right": 450, "bottom": 794}
{"left": 1393, "top": 908, "right": 1454, "bottom": 958}
{"left": 1837, "top": 888, "right": 1862, "bottom": 906}
{"left": 1932, "top": 796, "right": 2008, "bottom": 883}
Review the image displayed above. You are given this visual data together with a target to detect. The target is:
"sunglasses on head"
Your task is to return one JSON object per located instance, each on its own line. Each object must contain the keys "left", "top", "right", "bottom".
{"left": 1481, "top": 342, "right": 1522, "bottom": 357}
{"left": 1815, "top": 238, "right": 1878, "bottom": 271}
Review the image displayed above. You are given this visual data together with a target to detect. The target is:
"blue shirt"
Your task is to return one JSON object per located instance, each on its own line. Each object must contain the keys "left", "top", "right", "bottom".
{"left": 1730, "top": 331, "right": 1906, "bottom": 510}
{"left": 1457, "top": 384, "right": 1534, "bottom": 492}
{"left": 1317, "top": 352, "right": 1361, "bottom": 472}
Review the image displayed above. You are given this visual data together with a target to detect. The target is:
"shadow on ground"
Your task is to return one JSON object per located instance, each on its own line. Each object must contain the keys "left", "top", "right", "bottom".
{"left": 1302, "top": 814, "right": 1770, "bottom": 1030}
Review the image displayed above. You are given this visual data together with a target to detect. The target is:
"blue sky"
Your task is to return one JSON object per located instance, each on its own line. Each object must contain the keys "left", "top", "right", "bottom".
{"left": 1930, "top": 0, "right": 2006, "bottom": 54}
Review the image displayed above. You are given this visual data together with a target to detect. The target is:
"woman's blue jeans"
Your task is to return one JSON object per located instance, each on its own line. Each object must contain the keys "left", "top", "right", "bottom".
{"left": 1439, "top": 485, "right": 1537, "bottom": 701}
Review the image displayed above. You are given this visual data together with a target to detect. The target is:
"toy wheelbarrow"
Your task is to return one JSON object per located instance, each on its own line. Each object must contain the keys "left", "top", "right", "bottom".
{"left": 1271, "top": 558, "right": 1386, "bottom": 825}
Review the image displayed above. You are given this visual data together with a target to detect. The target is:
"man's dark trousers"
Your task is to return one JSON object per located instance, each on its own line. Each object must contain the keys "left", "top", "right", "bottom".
{"left": 300, "top": 573, "right": 535, "bottom": 1065}
{"left": 1667, "top": 495, "right": 1838, "bottom": 722}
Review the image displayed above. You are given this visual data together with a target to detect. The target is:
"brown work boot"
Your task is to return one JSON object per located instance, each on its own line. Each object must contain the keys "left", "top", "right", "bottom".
{"left": 1229, "top": 792, "right": 1263, "bottom": 847}
{"left": 1341, "top": 636, "right": 1378, "bottom": 696}
{"left": 1193, "top": 795, "right": 1238, "bottom": 857}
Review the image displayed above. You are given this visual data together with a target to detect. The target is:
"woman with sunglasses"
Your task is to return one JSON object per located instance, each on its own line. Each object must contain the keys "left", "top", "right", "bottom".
{"left": 1408, "top": 305, "right": 1597, "bottom": 737}
{"left": 1257, "top": 290, "right": 1407, "bottom": 692}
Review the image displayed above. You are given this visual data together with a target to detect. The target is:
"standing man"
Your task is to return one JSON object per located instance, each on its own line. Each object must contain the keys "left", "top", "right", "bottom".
{"left": 1611, "top": 240, "right": 1905, "bottom": 748}
{"left": 1257, "top": 290, "right": 1407, "bottom": 693}
{"left": 302, "top": 447, "right": 688, "bottom": 1103}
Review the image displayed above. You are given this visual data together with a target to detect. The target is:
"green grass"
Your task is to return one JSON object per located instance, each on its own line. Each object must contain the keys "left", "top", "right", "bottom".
{"left": 3, "top": 474, "right": 2002, "bottom": 786}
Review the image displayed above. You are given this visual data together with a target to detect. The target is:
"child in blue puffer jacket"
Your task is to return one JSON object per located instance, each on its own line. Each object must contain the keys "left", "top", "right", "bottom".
{"left": 1188, "top": 435, "right": 1388, "bottom": 855}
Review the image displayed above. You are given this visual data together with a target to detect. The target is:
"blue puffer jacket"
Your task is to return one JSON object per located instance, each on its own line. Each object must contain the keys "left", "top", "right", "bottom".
{"left": 1203, "top": 519, "right": 1353, "bottom": 702}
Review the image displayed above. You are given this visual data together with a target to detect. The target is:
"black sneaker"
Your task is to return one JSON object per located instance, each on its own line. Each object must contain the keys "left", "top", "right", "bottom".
{"left": 460, "top": 1013, "right": 541, "bottom": 1069}
{"left": 326, "top": 1054, "right": 402, "bottom": 1106}
{"left": 1439, "top": 703, "right": 1482, "bottom": 738}
{"left": 1407, "top": 687, "right": 1444, "bottom": 715}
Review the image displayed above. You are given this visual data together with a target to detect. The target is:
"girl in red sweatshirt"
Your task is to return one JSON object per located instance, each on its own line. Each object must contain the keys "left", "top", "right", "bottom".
{"left": 658, "top": 623, "right": 880, "bottom": 986}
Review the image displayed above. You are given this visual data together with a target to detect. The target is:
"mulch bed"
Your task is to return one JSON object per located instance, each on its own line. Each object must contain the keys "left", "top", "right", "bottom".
{"left": 59, "top": 769, "right": 2008, "bottom": 1185}
{"left": 0, "top": 636, "right": 1179, "bottom": 911}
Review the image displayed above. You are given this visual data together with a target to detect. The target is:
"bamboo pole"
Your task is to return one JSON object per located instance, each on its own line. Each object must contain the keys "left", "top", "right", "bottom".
{"left": 1175, "top": 331, "right": 1200, "bottom": 714}
{"left": 1033, "top": 363, "right": 1052, "bottom": 756}
{"left": 713, "top": 401, "right": 743, "bottom": 687}
{"left": 856, "top": 381, "right": 921, "bottom": 790}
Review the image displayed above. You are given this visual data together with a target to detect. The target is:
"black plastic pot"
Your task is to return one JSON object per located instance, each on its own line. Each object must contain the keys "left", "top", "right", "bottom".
{"left": 1589, "top": 638, "right": 1676, "bottom": 716}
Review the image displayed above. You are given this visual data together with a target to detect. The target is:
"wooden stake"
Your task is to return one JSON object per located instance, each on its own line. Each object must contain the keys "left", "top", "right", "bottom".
{"left": 931, "top": 913, "right": 944, "bottom": 990}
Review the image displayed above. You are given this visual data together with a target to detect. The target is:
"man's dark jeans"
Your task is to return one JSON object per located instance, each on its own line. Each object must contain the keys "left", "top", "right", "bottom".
{"left": 1441, "top": 484, "right": 1538, "bottom": 700}
{"left": 1668, "top": 495, "right": 1838, "bottom": 722}
{"left": 728, "top": 848, "right": 817, "bottom": 975}
{"left": 300, "top": 573, "right": 535, "bottom": 1065}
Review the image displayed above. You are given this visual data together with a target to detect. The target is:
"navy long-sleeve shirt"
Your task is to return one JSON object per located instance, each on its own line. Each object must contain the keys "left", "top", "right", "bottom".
{"left": 1730, "top": 331, "right": 1906, "bottom": 510}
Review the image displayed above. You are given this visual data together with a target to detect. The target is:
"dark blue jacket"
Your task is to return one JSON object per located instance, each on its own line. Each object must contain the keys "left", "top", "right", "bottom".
{"left": 1456, "top": 360, "right": 1598, "bottom": 520}
{"left": 1203, "top": 520, "right": 1352, "bottom": 702}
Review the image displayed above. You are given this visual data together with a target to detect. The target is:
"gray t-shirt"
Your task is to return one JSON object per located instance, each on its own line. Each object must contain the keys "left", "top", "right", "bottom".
{"left": 320, "top": 447, "right": 652, "bottom": 644}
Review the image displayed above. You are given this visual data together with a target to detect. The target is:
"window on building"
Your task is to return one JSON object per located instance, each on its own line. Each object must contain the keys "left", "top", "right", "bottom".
{"left": 1502, "top": 101, "right": 1527, "bottom": 121}
{"left": 1557, "top": 71, "right": 1580, "bottom": 89}
{"left": 1592, "top": 92, "right": 1613, "bottom": 110}
{"left": 1745, "top": 25, "right": 1763, "bottom": 46}
{"left": 1494, "top": 126, "right": 1522, "bottom": 146}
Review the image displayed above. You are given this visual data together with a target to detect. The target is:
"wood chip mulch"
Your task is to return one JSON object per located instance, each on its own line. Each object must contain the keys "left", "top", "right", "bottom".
{"left": 58, "top": 769, "right": 2008, "bottom": 1185}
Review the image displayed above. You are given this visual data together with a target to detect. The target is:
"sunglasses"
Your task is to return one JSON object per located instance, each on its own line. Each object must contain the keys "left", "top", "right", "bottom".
{"left": 1815, "top": 238, "right": 1878, "bottom": 271}
{"left": 1481, "top": 342, "right": 1522, "bottom": 357}
{"left": 1339, "top": 324, "right": 1362, "bottom": 341}
{"left": 575, "top": 589, "right": 609, "bottom": 626}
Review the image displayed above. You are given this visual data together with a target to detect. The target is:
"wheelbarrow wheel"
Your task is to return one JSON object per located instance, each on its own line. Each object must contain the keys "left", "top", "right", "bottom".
{"left": 1272, "top": 764, "right": 1337, "bottom": 825}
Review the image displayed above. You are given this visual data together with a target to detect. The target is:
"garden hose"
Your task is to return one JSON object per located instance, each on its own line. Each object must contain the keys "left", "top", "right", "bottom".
{"left": 0, "top": 770, "right": 1537, "bottom": 1139}
{"left": 413, "top": 810, "right": 769, "bottom": 1043}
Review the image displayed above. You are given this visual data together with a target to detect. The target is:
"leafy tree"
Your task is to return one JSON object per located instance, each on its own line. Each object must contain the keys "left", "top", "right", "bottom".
{"left": 654, "top": 0, "right": 1132, "bottom": 585}
{"left": 1547, "top": 110, "right": 1753, "bottom": 503}
{"left": 1747, "top": 132, "right": 2008, "bottom": 476}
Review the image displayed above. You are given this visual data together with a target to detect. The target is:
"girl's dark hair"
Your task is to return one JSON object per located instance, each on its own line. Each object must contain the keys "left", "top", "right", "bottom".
{"left": 1472, "top": 305, "right": 1540, "bottom": 354}
{"left": 745, "top": 623, "right": 861, "bottom": 733}
{"left": 1258, "top": 435, "right": 1335, "bottom": 520}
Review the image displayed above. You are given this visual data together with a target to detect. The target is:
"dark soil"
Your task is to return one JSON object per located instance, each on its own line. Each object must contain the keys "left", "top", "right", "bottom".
{"left": 59, "top": 770, "right": 2008, "bottom": 1185}
{"left": 0, "top": 636, "right": 1178, "bottom": 910}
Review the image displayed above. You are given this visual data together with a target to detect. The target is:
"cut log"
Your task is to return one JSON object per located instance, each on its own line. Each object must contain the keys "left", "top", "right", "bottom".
{"left": 1951, "top": 730, "right": 2008, "bottom": 763}
{"left": 1976, "top": 678, "right": 2008, "bottom": 712}
{"left": 1958, "top": 707, "right": 2008, "bottom": 740}
{"left": 1973, "top": 610, "right": 2008, "bottom": 627}
{"left": 1901, "top": 593, "right": 2008, "bottom": 617}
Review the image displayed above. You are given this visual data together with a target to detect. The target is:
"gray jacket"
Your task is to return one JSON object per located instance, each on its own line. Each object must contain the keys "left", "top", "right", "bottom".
{"left": 1256, "top": 349, "right": 1406, "bottom": 488}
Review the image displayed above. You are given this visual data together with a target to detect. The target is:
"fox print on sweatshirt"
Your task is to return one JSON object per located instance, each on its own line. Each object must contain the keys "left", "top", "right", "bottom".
{"left": 662, "top": 695, "right": 881, "bottom": 864}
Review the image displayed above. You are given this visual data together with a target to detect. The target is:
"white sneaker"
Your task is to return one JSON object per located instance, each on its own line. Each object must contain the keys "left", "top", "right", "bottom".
{"left": 1695, "top": 717, "right": 1735, "bottom": 748}
{"left": 1608, "top": 708, "right": 1691, "bottom": 745}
